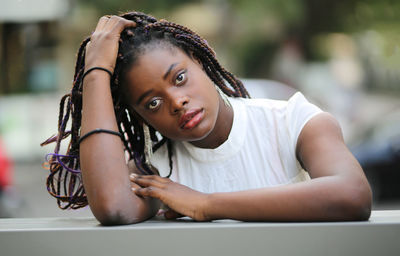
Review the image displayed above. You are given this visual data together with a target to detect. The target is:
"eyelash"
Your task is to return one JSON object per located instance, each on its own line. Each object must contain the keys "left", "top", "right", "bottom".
{"left": 146, "top": 98, "right": 162, "bottom": 111}
{"left": 145, "top": 70, "right": 188, "bottom": 111}
{"left": 174, "top": 70, "right": 187, "bottom": 85}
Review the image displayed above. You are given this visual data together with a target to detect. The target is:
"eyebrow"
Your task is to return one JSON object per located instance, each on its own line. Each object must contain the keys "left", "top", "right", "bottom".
{"left": 136, "top": 63, "right": 178, "bottom": 105}
{"left": 136, "top": 89, "right": 154, "bottom": 105}
{"left": 163, "top": 62, "right": 178, "bottom": 80}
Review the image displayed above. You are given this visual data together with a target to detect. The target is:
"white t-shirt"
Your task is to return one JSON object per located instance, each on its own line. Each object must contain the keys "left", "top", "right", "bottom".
{"left": 150, "top": 92, "right": 323, "bottom": 193}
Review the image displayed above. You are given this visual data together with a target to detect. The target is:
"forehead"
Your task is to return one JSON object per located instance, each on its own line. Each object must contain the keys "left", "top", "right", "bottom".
{"left": 131, "top": 46, "right": 189, "bottom": 76}
{"left": 125, "top": 46, "right": 193, "bottom": 103}
{"left": 126, "top": 46, "right": 190, "bottom": 84}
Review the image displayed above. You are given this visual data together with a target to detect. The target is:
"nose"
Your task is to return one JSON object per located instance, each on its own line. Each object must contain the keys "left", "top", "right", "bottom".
{"left": 170, "top": 93, "right": 189, "bottom": 114}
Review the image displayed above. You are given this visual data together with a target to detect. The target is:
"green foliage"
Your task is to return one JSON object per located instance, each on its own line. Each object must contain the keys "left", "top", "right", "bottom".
{"left": 78, "top": 0, "right": 199, "bottom": 15}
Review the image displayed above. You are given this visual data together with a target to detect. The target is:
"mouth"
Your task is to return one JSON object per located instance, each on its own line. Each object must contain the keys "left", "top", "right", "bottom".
{"left": 179, "top": 109, "right": 204, "bottom": 129}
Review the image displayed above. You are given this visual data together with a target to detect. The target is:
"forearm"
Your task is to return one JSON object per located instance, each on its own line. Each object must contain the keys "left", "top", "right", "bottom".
{"left": 80, "top": 72, "right": 157, "bottom": 225}
{"left": 206, "top": 176, "right": 371, "bottom": 221}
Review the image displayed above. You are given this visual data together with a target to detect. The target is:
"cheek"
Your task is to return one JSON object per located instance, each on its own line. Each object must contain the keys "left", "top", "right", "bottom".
{"left": 148, "top": 118, "right": 168, "bottom": 132}
{"left": 200, "top": 82, "right": 219, "bottom": 111}
{"left": 139, "top": 112, "right": 175, "bottom": 136}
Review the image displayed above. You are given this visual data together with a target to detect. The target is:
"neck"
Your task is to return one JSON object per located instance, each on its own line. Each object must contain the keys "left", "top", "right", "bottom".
{"left": 189, "top": 96, "right": 233, "bottom": 149}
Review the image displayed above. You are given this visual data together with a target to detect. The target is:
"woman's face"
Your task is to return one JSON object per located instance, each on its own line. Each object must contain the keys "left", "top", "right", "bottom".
{"left": 124, "top": 45, "right": 222, "bottom": 144}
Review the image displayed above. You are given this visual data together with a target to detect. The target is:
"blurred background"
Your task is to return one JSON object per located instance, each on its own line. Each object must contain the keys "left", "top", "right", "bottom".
{"left": 0, "top": 0, "right": 399, "bottom": 218}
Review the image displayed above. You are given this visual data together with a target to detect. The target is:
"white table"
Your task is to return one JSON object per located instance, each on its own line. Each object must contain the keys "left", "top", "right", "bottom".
{"left": 1, "top": 210, "right": 399, "bottom": 256}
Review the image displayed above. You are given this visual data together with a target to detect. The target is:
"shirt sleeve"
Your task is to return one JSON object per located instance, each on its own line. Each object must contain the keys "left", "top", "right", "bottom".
{"left": 285, "top": 92, "right": 323, "bottom": 151}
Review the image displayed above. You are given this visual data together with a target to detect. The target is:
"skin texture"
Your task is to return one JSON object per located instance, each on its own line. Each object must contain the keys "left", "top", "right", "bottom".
{"left": 80, "top": 16, "right": 372, "bottom": 224}
{"left": 80, "top": 16, "right": 160, "bottom": 225}
{"left": 125, "top": 46, "right": 233, "bottom": 148}
{"left": 130, "top": 113, "right": 372, "bottom": 221}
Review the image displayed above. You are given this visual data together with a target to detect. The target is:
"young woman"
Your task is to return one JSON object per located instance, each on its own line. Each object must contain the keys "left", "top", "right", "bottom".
{"left": 42, "top": 11, "right": 372, "bottom": 225}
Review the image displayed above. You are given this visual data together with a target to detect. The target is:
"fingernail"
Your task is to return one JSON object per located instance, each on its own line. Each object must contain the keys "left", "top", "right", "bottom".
{"left": 131, "top": 187, "right": 136, "bottom": 192}
{"left": 129, "top": 173, "right": 137, "bottom": 179}
{"left": 157, "top": 209, "right": 166, "bottom": 216}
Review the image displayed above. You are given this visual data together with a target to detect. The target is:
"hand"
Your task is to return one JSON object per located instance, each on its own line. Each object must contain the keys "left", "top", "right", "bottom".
{"left": 85, "top": 16, "right": 136, "bottom": 73}
{"left": 130, "top": 174, "right": 210, "bottom": 221}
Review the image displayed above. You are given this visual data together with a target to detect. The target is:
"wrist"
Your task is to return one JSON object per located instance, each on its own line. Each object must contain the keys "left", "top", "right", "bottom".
{"left": 84, "top": 65, "right": 114, "bottom": 74}
{"left": 84, "top": 59, "right": 115, "bottom": 73}
{"left": 83, "top": 66, "right": 113, "bottom": 80}
{"left": 202, "top": 193, "right": 216, "bottom": 221}
{"left": 82, "top": 69, "right": 112, "bottom": 87}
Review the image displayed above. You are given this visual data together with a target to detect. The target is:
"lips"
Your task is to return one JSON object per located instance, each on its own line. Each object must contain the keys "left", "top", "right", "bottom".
{"left": 179, "top": 109, "right": 204, "bottom": 129}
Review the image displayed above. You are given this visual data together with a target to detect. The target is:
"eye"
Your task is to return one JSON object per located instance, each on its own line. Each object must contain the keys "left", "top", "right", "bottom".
{"left": 175, "top": 71, "right": 186, "bottom": 85}
{"left": 146, "top": 98, "right": 162, "bottom": 110}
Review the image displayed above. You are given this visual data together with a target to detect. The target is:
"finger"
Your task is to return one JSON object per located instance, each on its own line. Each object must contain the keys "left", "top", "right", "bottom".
{"left": 132, "top": 186, "right": 160, "bottom": 198}
{"left": 102, "top": 16, "right": 135, "bottom": 34}
{"left": 164, "top": 209, "right": 185, "bottom": 220}
{"left": 130, "top": 180, "right": 141, "bottom": 190}
{"left": 94, "top": 16, "right": 110, "bottom": 32}
{"left": 103, "top": 15, "right": 119, "bottom": 30}
{"left": 110, "top": 16, "right": 136, "bottom": 35}
{"left": 130, "top": 174, "right": 169, "bottom": 184}
{"left": 157, "top": 209, "right": 166, "bottom": 216}
{"left": 130, "top": 175, "right": 165, "bottom": 188}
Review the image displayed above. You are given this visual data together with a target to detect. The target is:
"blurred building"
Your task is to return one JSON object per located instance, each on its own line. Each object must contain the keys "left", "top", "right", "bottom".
{"left": 0, "top": 0, "right": 72, "bottom": 162}
{"left": 0, "top": 0, "right": 71, "bottom": 94}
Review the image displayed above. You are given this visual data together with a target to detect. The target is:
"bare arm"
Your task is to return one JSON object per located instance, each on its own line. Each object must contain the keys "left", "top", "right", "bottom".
{"left": 79, "top": 16, "right": 159, "bottom": 225}
{"left": 205, "top": 112, "right": 372, "bottom": 221}
{"left": 131, "top": 113, "right": 372, "bottom": 221}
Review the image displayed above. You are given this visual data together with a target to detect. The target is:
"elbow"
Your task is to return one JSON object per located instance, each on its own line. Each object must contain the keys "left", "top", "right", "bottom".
{"left": 340, "top": 180, "right": 372, "bottom": 221}
{"left": 94, "top": 204, "right": 131, "bottom": 226}
{"left": 96, "top": 210, "right": 130, "bottom": 226}
{"left": 345, "top": 196, "right": 372, "bottom": 221}
{"left": 90, "top": 199, "right": 142, "bottom": 226}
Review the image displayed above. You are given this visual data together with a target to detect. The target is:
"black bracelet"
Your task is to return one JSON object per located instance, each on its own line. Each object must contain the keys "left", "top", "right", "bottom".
{"left": 79, "top": 128, "right": 122, "bottom": 144}
{"left": 82, "top": 67, "right": 113, "bottom": 82}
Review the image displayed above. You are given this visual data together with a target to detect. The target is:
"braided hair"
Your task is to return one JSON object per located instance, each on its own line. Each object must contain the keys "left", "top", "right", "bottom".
{"left": 41, "top": 11, "right": 250, "bottom": 210}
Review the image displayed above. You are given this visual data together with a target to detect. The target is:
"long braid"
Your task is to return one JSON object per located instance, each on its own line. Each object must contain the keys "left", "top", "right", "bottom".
{"left": 147, "top": 22, "right": 250, "bottom": 97}
{"left": 41, "top": 37, "right": 90, "bottom": 209}
{"left": 41, "top": 11, "right": 250, "bottom": 209}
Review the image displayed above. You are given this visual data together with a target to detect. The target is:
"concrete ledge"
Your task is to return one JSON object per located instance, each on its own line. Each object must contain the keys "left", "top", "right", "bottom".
{"left": 1, "top": 210, "right": 399, "bottom": 256}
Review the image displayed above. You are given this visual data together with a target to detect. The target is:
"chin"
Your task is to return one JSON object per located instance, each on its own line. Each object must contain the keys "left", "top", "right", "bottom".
{"left": 185, "top": 120, "right": 216, "bottom": 142}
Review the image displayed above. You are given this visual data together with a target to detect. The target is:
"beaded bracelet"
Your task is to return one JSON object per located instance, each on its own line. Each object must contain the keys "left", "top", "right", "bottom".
{"left": 82, "top": 67, "right": 113, "bottom": 82}
{"left": 79, "top": 128, "right": 122, "bottom": 144}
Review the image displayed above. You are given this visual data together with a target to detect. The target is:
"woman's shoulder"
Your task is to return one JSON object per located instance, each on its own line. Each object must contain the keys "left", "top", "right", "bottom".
{"left": 230, "top": 92, "right": 323, "bottom": 141}
{"left": 229, "top": 96, "right": 286, "bottom": 111}
{"left": 230, "top": 92, "right": 313, "bottom": 112}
